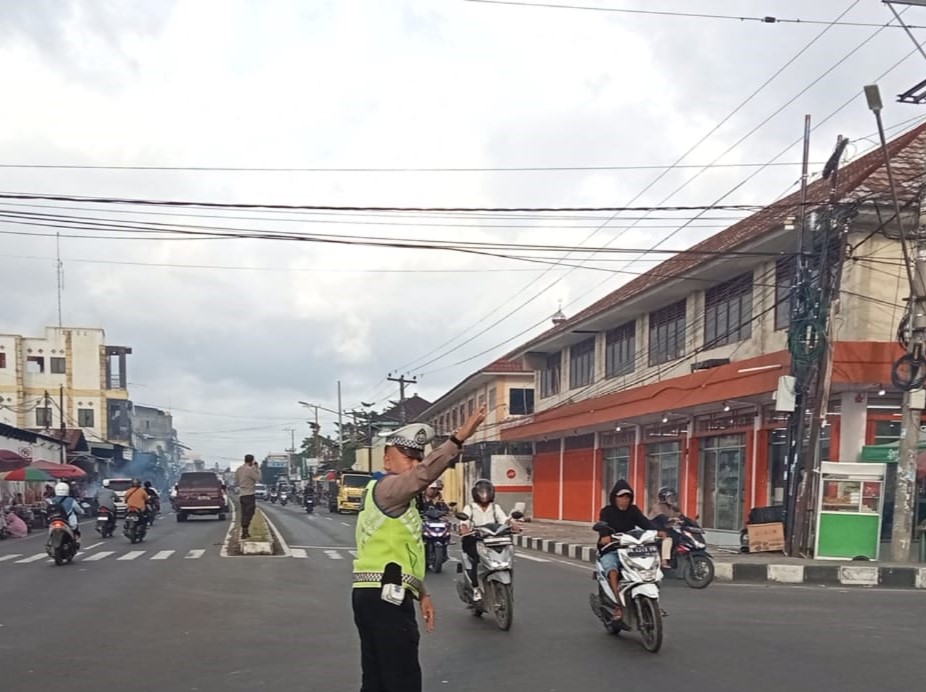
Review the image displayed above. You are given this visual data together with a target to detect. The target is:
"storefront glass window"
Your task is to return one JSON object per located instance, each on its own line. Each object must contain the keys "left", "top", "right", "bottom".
{"left": 645, "top": 441, "right": 680, "bottom": 510}
{"left": 603, "top": 446, "right": 630, "bottom": 502}
{"left": 701, "top": 434, "right": 746, "bottom": 531}
{"left": 768, "top": 429, "right": 787, "bottom": 505}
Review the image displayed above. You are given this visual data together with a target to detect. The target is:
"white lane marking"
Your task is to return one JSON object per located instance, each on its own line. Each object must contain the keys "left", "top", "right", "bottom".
{"left": 291, "top": 548, "right": 308, "bottom": 559}
{"left": 15, "top": 553, "right": 47, "bottom": 563}
{"left": 81, "top": 542, "right": 104, "bottom": 552}
{"left": 348, "top": 550, "right": 357, "bottom": 558}
{"left": 151, "top": 550, "right": 175, "bottom": 560}
{"left": 0, "top": 554, "right": 23, "bottom": 562}
{"left": 340, "top": 522, "right": 350, "bottom": 527}
{"left": 516, "top": 553, "right": 550, "bottom": 563}
{"left": 324, "top": 550, "right": 343, "bottom": 560}
{"left": 118, "top": 550, "right": 145, "bottom": 561}
{"left": 186, "top": 549, "right": 205, "bottom": 559}
{"left": 82, "top": 551, "right": 115, "bottom": 561}
{"left": 260, "top": 509, "right": 291, "bottom": 557}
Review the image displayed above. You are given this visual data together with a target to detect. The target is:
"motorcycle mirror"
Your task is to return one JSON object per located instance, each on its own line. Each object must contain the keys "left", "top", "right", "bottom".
{"left": 448, "top": 502, "right": 458, "bottom": 507}
{"left": 455, "top": 512, "right": 470, "bottom": 522}
{"left": 510, "top": 511, "right": 524, "bottom": 520}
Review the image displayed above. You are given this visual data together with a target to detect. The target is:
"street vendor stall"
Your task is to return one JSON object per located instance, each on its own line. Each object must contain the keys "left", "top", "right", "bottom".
{"left": 814, "top": 462, "right": 886, "bottom": 560}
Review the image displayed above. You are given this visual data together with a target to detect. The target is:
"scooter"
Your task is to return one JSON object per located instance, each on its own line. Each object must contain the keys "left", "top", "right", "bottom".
{"left": 304, "top": 494, "right": 315, "bottom": 514}
{"left": 45, "top": 504, "right": 79, "bottom": 566}
{"left": 422, "top": 506, "right": 451, "bottom": 573}
{"left": 96, "top": 505, "right": 116, "bottom": 538}
{"left": 280, "top": 492, "right": 289, "bottom": 507}
{"left": 270, "top": 490, "right": 279, "bottom": 504}
{"left": 589, "top": 525, "right": 664, "bottom": 653}
{"left": 123, "top": 507, "right": 147, "bottom": 544}
{"left": 454, "top": 510, "right": 523, "bottom": 631}
{"left": 660, "top": 517, "right": 714, "bottom": 589}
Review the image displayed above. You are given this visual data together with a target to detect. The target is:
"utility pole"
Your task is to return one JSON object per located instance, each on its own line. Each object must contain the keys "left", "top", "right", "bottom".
{"left": 337, "top": 380, "right": 343, "bottom": 460}
{"left": 867, "top": 83, "right": 926, "bottom": 562}
{"left": 387, "top": 374, "right": 417, "bottom": 423}
{"left": 59, "top": 385, "right": 66, "bottom": 464}
{"left": 56, "top": 232, "right": 63, "bottom": 329}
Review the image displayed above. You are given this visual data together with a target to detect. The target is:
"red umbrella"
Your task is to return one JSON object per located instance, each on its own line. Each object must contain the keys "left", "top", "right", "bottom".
{"left": 0, "top": 449, "right": 29, "bottom": 473}
{"left": 30, "top": 460, "right": 87, "bottom": 479}
{"left": 0, "top": 466, "right": 55, "bottom": 482}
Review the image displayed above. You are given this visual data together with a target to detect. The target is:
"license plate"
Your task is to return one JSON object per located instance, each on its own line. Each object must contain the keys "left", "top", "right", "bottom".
{"left": 628, "top": 546, "right": 657, "bottom": 557}
{"left": 198, "top": 495, "right": 209, "bottom": 500}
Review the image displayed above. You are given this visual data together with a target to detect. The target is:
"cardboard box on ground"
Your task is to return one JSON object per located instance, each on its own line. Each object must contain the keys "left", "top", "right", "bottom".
{"left": 747, "top": 522, "right": 785, "bottom": 553}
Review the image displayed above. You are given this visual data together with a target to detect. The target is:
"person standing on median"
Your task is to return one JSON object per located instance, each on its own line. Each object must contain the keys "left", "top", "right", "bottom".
{"left": 235, "top": 454, "right": 262, "bottom": 540}
{"left": 352, "top": 405, "right": 486, "bottom": 692}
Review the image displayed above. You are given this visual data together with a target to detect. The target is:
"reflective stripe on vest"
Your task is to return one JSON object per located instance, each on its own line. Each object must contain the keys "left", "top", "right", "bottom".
{"left": 352, "top": 479, "right": 425, "bottom": 596}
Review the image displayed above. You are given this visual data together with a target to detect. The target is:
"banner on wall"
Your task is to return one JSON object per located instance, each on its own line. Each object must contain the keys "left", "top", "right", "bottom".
{"left": 490, "top": 454, "right": 532, "bottom": 487}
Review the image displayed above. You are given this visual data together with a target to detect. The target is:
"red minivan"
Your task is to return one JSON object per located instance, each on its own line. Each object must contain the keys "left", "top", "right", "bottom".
{"left": 175, "top": 472, "right": 229, "bottom": 522}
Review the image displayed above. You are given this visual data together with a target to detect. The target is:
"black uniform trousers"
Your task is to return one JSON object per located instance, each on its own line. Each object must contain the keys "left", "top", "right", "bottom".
{"left": 351, "top": 587, "right": 421, "bottom": 692}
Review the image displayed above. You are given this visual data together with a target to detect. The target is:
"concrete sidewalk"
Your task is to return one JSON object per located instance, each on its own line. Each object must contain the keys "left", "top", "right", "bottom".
{"left": 516, "top": 520, "right": 926, "bottom": 589}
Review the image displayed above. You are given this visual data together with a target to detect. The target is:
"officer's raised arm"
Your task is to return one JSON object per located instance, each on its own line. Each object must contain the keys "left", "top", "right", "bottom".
{"left": 373, "top": 406, "right": 486, "bottom": 516}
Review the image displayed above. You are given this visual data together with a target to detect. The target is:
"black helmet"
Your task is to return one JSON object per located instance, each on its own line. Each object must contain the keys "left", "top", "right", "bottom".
{"left": 472, "top": 479, "right": 495, "bottom": 504}
{"left": 657, "top": 486, "right": 677, "bottom": 505}
{"left": 144, "top": 481, "right": 152, "bottom": 489}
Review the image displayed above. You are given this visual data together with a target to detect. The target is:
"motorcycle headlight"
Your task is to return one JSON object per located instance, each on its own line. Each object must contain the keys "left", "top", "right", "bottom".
{"left": 625, "top": 555, "right": 658, "bottom": 572}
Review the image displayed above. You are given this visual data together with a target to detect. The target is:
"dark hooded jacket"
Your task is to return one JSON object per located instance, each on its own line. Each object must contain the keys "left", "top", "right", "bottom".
{"left": 598, "top": 479, "right": 656, "bottom": 537}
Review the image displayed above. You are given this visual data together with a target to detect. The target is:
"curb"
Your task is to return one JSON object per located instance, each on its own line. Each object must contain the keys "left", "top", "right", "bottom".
{"left": 514, "top": 535, "right": 926, "bottom": 589}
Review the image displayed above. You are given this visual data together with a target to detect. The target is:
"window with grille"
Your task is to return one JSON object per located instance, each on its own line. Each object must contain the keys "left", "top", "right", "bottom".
{"left": 569, "top": 338, "right": 595, "bottom": 389}
{"left": 704, "top": 273, "right": 754, "bottom": 348}
{"left": 0, "top": 353, "right": 6, "bottom": 368}
{"left": 605, "top": 321, "right": 636, "bottom": 377}
{"left": 648, "top": 300, "right": 686, "bottom": 366}
{"left": 78, "top": 408, "right": 95, "bottom": 427}
{"left": 36, "top": 407, "right": 53, "bottom": 427}
{"left": 775, "top": 257, "right": 795, "bottom": 330}
{"left": 50, "top": 357, "right": 66, "bottom": 374}
{"left": 540, "top": 352, "right": 561, "bottom": 398}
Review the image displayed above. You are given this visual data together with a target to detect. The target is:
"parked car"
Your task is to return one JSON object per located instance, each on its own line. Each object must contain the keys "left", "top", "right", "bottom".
{"left": 254, "top": 483, "right": 268, "bottom": 501}
{"left": 174, "top": 472, "right": 229, "bottom": 522}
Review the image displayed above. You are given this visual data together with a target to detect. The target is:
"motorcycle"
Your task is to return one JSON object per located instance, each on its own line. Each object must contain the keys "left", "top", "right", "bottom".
{"left": 422, "top": 506, "right": 451, "bottom": 574}
{"left": 148, "top": 497, "right": 161, "bottom": 526}
{"left": 96, "top": 505, "right": 116, "bottom": 538}
{"left": 45, "top": 504, "right": 79, "bottom": 566}
{"left": 269, "top": 490, "right": 279, "bottom": 504}
{"left": 280, "top": 492, "right": 289, "bottom": 507}
{"left": 123, "top": 507, "right": 147, "bottom": 544}
{"left": 660, "top": 516, "right": 714, "bottom": 589}
{"left": 589, "top": 525, "right": 664, "bottom": 653}
{"left": 454, "top": 510, "right": 523, "bottom": 630}
{"left": 304, "top": 494, "right": 315, "bottom": 514}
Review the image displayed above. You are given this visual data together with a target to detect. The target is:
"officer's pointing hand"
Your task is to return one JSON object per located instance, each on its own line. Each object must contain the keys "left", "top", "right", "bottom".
{"left": 457, "top": 405, "right": 487, "bottom": 441}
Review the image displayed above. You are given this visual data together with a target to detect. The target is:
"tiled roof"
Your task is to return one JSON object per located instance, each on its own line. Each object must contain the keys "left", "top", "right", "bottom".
{"left": 515, "top": 121, "right": 926, "bottom": 354}
{"left": 25, "top": 427, "right": 90, "bottom": 452}
{"left": 483, "top": 357, "right": 530, "bottom": 373}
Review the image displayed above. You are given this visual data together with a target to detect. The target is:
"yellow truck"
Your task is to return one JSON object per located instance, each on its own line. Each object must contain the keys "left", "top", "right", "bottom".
{"left": 328, "top": 471, "right": 372, "bottom": 513}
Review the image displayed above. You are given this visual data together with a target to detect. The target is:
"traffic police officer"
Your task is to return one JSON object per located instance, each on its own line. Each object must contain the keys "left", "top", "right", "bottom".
{"left": 351, "top": 405, "right": 486, "bottom": 692}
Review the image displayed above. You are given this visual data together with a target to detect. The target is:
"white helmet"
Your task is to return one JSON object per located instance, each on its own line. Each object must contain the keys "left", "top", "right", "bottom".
{"left": 102, "top": 479, "right": 110, "bottom": 488}
{"left": 54, "top": 481, "right": 70, "bottom": 497}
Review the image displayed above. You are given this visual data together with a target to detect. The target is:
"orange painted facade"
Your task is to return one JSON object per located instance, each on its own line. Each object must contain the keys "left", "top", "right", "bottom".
{"left": 505, "top": 341, "right": 903, "bottom": 531}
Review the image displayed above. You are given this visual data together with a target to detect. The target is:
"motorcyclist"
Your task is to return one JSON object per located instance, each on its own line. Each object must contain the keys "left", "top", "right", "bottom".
{"left": 123, "top": 478, "right": 149, "bottom": 525}
{"left": 459, "top": 479, "right": 518, "bottom": 601}
{"left": 95, "top": 480, "right": 118, "bottom": 529}
{"left": 49, "top": 481, "right": 84, "bottom": 546}
{"left": 650, "top": 486, "right": 685, "bottom": 566}
{"left": 597, "top": 479, "right": 659, "bottom": 622}
{"left": 143, "top": 481, "right": 161, "bottom": 525}
{"left": 421, "top": 480, "right": 449, "bottom": 513}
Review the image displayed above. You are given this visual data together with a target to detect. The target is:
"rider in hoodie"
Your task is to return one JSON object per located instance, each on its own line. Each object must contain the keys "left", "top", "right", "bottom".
{"left": 596, "top": 479, "right": 657, "bottom": 621}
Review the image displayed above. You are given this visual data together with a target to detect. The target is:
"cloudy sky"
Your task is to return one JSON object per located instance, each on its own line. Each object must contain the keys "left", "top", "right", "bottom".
{"left": 1, "top": 0, "right": 924, "bottom": 464}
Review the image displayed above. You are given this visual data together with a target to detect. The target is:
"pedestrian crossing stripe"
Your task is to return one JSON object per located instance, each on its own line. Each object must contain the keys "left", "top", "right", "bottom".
{"left": 0, "top": 548, "right": 209, "bottom": 564}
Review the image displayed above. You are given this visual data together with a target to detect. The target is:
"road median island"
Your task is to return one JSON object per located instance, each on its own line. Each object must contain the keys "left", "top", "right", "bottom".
{"left": 226, "top": 497, "right": 282, "bottom": 556}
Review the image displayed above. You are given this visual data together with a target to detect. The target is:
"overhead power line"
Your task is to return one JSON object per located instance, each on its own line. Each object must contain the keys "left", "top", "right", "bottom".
{"left": 463, "top": 0, "right": 926, "bottom": 29}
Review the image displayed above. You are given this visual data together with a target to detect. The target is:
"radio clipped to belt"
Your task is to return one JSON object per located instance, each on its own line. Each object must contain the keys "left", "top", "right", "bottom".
{"left": 381, "top": 562, "right": 405, "bottom": 606}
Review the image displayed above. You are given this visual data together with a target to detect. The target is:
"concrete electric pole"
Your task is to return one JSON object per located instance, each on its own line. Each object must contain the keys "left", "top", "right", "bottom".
{"left": 867, "top": 83, "right": 926, "bottom": 562}
{"left": 387, "top": 374, "right": 417, "bottom": 423}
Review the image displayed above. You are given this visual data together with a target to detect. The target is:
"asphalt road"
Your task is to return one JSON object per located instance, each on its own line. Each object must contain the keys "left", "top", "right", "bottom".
{"left": 0, "top": 501, "right": 921, "bottom": 691}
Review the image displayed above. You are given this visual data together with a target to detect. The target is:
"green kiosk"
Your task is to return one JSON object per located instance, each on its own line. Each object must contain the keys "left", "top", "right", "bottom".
{"left": 814, "top": 462, "right": 886, "bottom": 560}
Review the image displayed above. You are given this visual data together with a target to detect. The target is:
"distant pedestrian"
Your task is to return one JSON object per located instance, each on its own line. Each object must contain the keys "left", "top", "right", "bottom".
{"left": 235, "top": 454, "right": 262, "bottom": 539}
{"left": 351, "top": 406, "right": 486, "bottom": 692}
